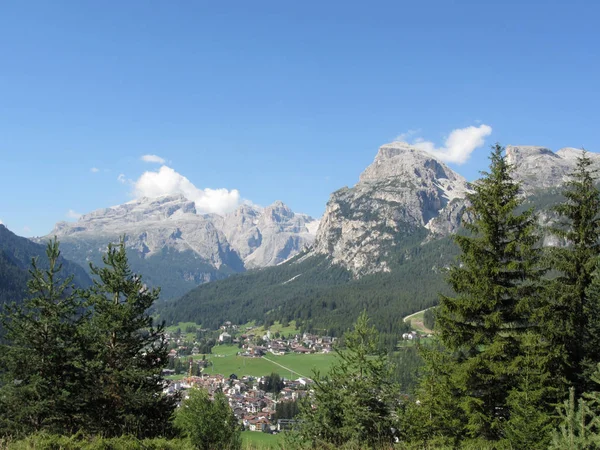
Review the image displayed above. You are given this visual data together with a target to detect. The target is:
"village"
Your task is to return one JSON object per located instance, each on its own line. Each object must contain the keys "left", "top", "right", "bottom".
{"left": 161, "top": 321, "right": 337, "bottom": 432}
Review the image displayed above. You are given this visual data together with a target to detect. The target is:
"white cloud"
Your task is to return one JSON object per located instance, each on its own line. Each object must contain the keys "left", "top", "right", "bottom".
{"left": 133, "top": 166, "right": 241, "bottom": 215}
{"left": 66, "top": 209, "right": 82, "bottom": 220}
{"left": 141, "top": 154, "right": 166, "bottom": 164}
{"left": 117, "top": 174, "right": 127, "bottom": 184}
{"left": 398, "top": 124, "right": 493, "bottom": 164}
{"left": 23, "top": 226, "right": 31, "bottom": 233}
{"left": 0, "top": 219, "right": 3, "bottom": 225}
{"left": 394, "top": 128, "right": 421, "bottom": 142}
{"left": 90, "top": 167, "right": 99, "bottom": 173}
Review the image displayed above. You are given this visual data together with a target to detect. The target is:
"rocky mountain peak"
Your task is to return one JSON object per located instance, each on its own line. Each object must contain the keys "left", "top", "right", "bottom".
{"left": 507, "top": 145, "right": 600, "bottom": 192}
{"left": 311, "top": 142, "right": 471, "bottom": 276}
{"left": 44, "top": 193, "right": 320, "bottom": 298}
{"left": 358, "top": 142, "right": 468, "bottom": 200}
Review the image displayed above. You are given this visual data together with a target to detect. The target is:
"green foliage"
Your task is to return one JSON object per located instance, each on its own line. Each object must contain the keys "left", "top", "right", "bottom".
{"left": 174, "top": 388, "right": 241, "bottom": 450}
{"left": 388, "top": 346, "right": 424, "bottom": 393}
{"left": 401, "top": 344, "right": 464, "bottom": 447}
{"left": 2, "top": 432, "right": 194, "bottom": 449}
{"left": 0, "top": 239, "right": 88, "bottom": 437}
{"left": 423, "top": 307, "right": 436, "bottom": 330}
{"left": 159, "top": 235, "right": 459, "bottom": 352}
{"left": 550, "top": 387, "right": 600, "bottom": 449}
{"left": 57, "top": 239, "right": 241, "bottom": 301}
{"left": 0, "top": 238, "right": 175, "bottom": 440}
{"left": 431, "top": 144, "right": 551, "bottom": 442}
{"left": 259, "top": 372, "right": 284, "bottom": 394}
{"left": 81, "top": 239, "right": 177, "bottom": 437}
{"left": 542, "top": 150, "right": 600, "bottom": 395}
{"left": 274, "top": 399, "right": 300, "bottom": 421}
{"left": 502, "top": 333, "right": 556, "bottom": 449}
{"left": 290, "top": 312, "right": 400, "bottom": 448}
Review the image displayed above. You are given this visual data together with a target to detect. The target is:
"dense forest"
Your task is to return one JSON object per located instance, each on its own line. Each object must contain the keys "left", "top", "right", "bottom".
{"left": 158, "top": 232, "right": 459, "bottom": 351}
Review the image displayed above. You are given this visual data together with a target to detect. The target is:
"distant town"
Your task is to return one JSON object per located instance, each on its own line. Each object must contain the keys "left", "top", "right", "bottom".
{"left": 160, "top": 321, "right": 338, "bottom": 432}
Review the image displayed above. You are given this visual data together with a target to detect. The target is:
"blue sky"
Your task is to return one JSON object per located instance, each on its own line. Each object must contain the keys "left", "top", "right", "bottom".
{"left": 1, "top": 0, "right": 599, "bottom": 236}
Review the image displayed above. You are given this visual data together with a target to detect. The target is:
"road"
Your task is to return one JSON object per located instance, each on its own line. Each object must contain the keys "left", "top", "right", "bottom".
{"left": 262, "top": 356, "right": 311, "bottom": 379}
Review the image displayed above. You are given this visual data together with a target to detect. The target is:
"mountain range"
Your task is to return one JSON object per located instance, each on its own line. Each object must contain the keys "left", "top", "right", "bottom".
{"left": 155, "top": 143, "right": 598, "bottom": 344}
{"left": 39, "top": 197, "right": 318, "bottom": 299}
{"left": 8, "top": 142, "right": 597, "bottom": 340}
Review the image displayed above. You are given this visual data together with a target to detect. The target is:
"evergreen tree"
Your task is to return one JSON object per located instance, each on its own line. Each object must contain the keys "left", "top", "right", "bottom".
{"left": 0, "top": 239, "right": 87, "bottom": 437}
{"left": 174, "top": 388, "right": 241, "bottom": 450}
{"left": 503, "top": 332, "right": 556, "bottom": 448}
{"left": 435, "top": 144, "right": 548, "bottom": 441}
{"left": 82, "top": 239, "right": 177, "bottom": 438}
{"left": 544, "top": 150, "right": 600, "bottom": 394}
{"left": 290, "top": 311, "right": 400, "bottom": 448}
{"left": 401, "top": 345, "right": 464, "bottom": 448}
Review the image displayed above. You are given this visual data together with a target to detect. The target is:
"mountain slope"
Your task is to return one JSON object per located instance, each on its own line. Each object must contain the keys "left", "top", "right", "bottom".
{"left": 159, "top": 234, "right": 458, "bottom": 350}
{"left": 0, "top": 225, "right": 91, "bottom": 306}
{"left": 41, "top": 196, "right": 318, "bottom": 300}
{"left": 312, "top": 142, "right": 470, "bottom": 275}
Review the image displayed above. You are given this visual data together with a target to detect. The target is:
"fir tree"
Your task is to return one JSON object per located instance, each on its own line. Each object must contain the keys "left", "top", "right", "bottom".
{"left": 544, "top": 150, "right": 600, "bottom": 394}
{"left": 290, "top": 311, "right": 400, "bottom": 448}
{"left": 0, "top": 239, "right": 87, "bottom": 437}
{"left": 401, "top": 344, "right": 464, "bottom": 448}
{"left": 82, "top": 238, "right": 177, "bottom": 438}
{"left": 435, "top": 144, "right": 547, "bottom": 441}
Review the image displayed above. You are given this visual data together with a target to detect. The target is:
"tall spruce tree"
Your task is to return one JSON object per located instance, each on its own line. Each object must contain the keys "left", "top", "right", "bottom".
{"left": 435, "top": 144, "right": 547, "bottom": 441}
{"left": 82, "top": 239, "right": 177, "bottom": 438}
{"left": 0, "top": 239, "right": 87, "bottom": 437}
{"left": 290, "top": 311, "right": 400, "bottom": 448}
{"left": 544, "top": 150, "right": 600, "bottom": 394}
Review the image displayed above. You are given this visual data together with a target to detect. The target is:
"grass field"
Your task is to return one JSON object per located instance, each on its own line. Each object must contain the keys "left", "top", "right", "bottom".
{"left": 244, "top": 320, "right": 300, "bottom": 337}
{"left": 179, "top": 344, "right": 336, "bottom": 379}
{"left": 208, "top": 347, "right": 335, "bottom": 379}
{"left": 242, "top": 431, "right": 285, "bottom": 449}
{"left": 403, "top": 309, "right": 433, "bottom": 334}
{"left": 165, "top": 322, "right": 202, "bottom": 342}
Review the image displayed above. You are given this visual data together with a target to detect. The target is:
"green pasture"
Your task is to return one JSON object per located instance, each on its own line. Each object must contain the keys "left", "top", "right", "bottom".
{"left": 242, "top": 431, "right": 285, "bottom": 449}
{"left": 185, "top": 344, "right": 336, "bottom": 379}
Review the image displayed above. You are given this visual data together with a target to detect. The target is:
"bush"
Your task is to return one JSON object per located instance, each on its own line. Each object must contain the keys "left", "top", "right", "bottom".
{"left": 2, "top": 433, "right": 194, "bottom": 449}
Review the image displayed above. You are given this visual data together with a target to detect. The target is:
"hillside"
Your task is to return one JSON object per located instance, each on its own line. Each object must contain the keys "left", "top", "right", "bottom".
{"left": 158, "top": 233, "right": 459, "bottom": 350}
{"left": 0, "top": 225, "right": 92, "bottom": 307}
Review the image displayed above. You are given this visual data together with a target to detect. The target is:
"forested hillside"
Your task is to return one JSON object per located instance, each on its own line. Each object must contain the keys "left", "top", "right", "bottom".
{"left": 158, "top": 232, "right": 459, "bottom": 350}
{"left": 0, "top": 225, "right": 91, "bottom": 306}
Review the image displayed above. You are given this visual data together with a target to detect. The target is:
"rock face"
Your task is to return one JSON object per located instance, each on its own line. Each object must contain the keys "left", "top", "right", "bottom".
{"left": 219, "top": 201, "right": 318, "bottom": 268}
{"left": 507, "top": 146, "right": 600, "bottom": 193}
{"left": 42, "top": 195, "right": 318, "bottom": 298}
{"left": 311, "top": 142, "right": 471, "bottom": 275}
{"left": 310, "top": 142, "right": 599, "bottom": 277}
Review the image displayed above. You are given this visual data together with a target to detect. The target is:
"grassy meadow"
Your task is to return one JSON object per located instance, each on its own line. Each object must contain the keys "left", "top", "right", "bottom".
{"left": 196, "top": 344, "right": 336, "bottom": 379}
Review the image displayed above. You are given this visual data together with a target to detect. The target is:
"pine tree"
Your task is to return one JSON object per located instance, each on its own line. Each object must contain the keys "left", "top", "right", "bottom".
{"left": 82, "top": 239, "right": 177, "bottom": 438}
{"left": 543, "top": 150, "right": 600, "bottom": 394}
{"left": 290, "top": 311, "right": 400, "bottom": 448}
{"left": 435, "top": 144, "right": 547, "bottom": 441}
{"left": 0, "top": 239, "right": 87, "bottom": 437}
{"left": 401, "top": 344, "right": 465, "bottom": 448}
